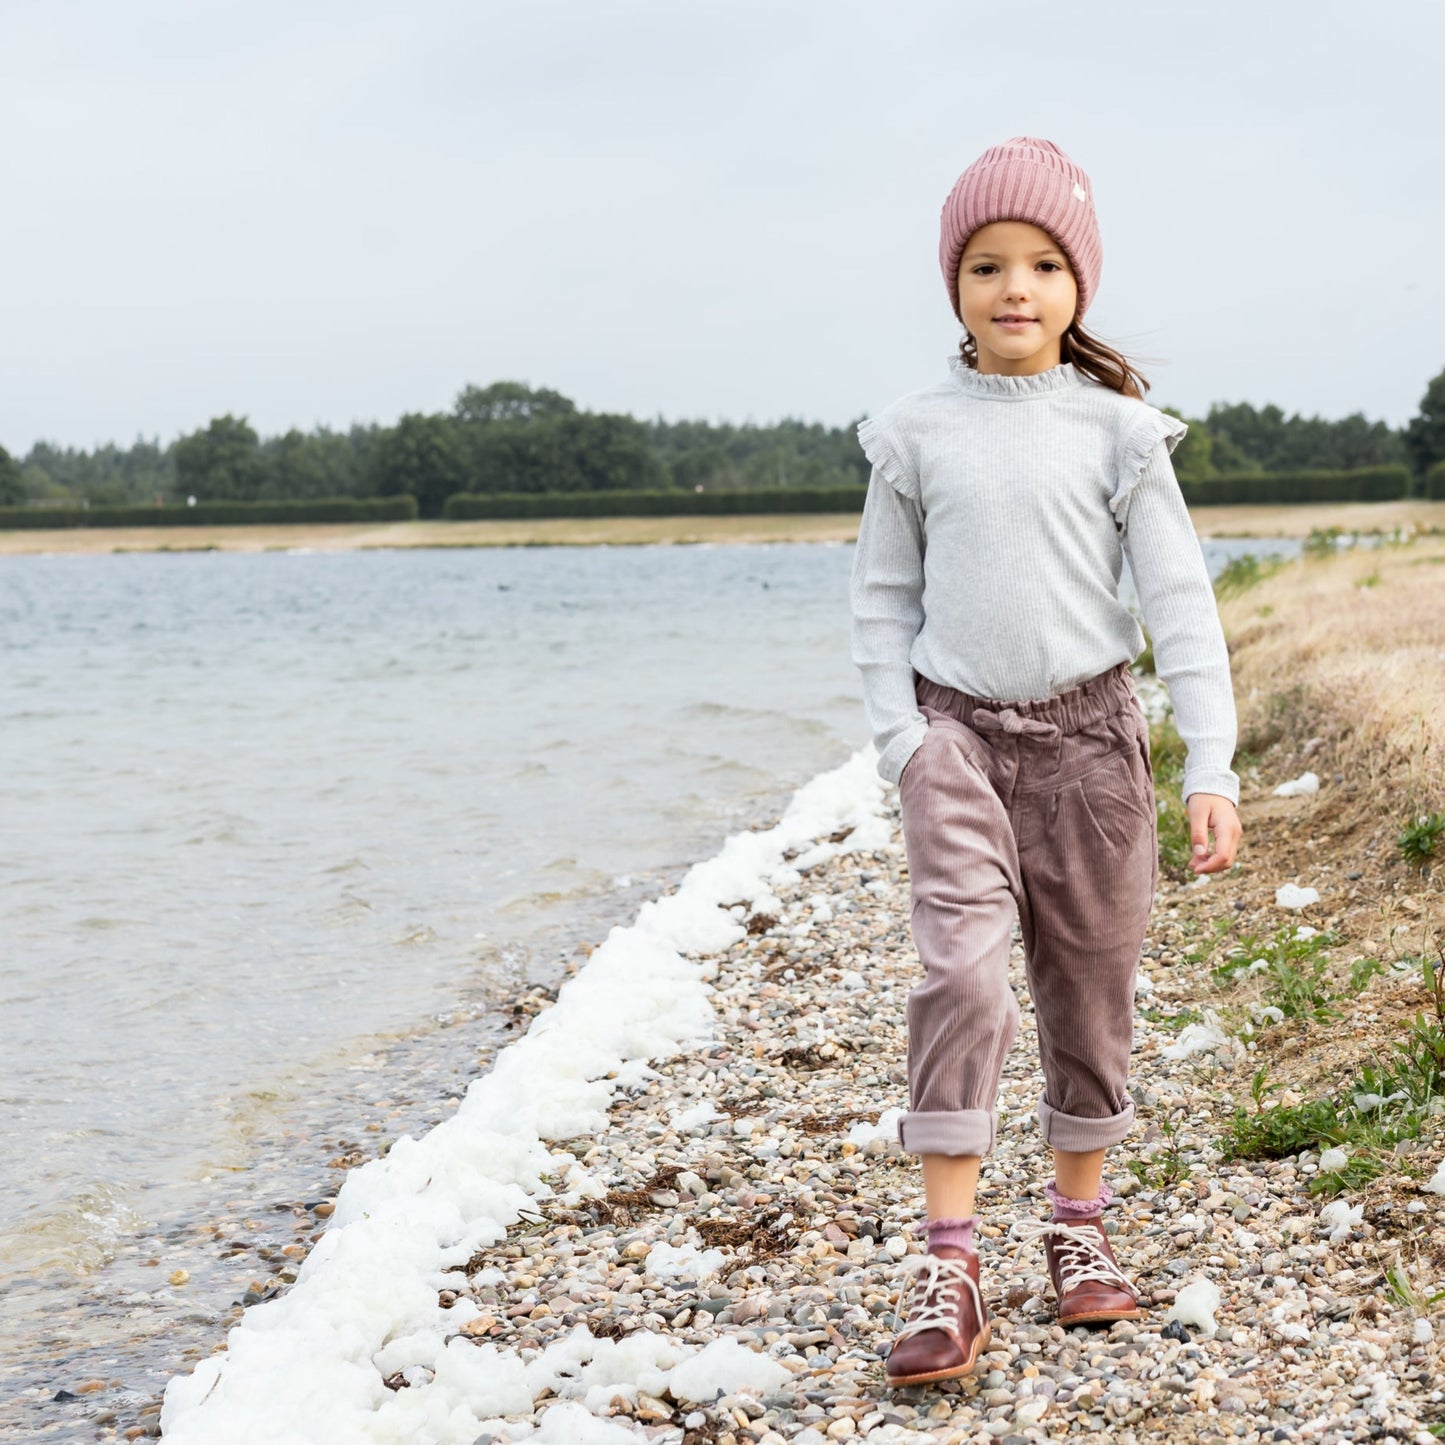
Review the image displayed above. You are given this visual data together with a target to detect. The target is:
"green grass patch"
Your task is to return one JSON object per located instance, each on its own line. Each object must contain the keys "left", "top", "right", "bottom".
{"left": 1302, "top": 525, "right": 1346, "bottom": 559}
{"left": 1135, "top": 631, "right": 1155, "bottom": 677}
{"left": 1398, "top": 810, "right": 1445, "bottom": 869}
{"left": 1220, "top": 954, "right": 1445, "bottom": 1197}
{"left": 1145, "top": 713, "right": 1197, "bottom": 877}
{"left": 1139, "top": 1005, "right": 1205, "bottom": 1032}
{"left": 1213, "top": 551, "right": 1289, "bottom": 599}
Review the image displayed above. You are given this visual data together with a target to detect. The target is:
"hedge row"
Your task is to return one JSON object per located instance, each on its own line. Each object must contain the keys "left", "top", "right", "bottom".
{"left": 444, "top": 487, "right": 870, "bottom": 519}
{"left": 1426, "top": 461, "right": 1445, "bottom": 500}
{"left": 0, "top": 495, "right": 419, "bottom": 529}
{"left": 1178, "top": 466, "right": 1410, "bottom": 505}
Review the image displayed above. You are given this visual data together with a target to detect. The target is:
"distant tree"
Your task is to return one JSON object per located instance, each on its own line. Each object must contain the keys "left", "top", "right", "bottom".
{"left": 454, "top": 382, "right": 577, "bottom": 426}
{"left": 1202, "top": 400, "right": 1406, "bottom": 473}
{"left": 261, "top": 428, "right": 365, "bottom": 500}
{"left": 1405, "top": 368, "right": 1445, "bottom": 477}
{"left": 1159, "top": 408, "right": 1214, "bottom": 483}
{"left": 0, "top": 444, "right": 23, "bottom": 505}
{"left": 372, "top": 413, "right": 468, "bottom": 517}
{"left": 173, "top": 415, "right": 266, "bottom": 501}
{"left": 462, "top": 411, "right": 665, "bottom": 493}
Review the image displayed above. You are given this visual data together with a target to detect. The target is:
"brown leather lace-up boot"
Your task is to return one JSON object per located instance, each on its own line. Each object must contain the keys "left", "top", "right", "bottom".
{"left": 1026, "top": 1218, "right": 1143, "bottom": 1326}
{"left": 884, "top": 1246, "right": 991, "bottom": 1387}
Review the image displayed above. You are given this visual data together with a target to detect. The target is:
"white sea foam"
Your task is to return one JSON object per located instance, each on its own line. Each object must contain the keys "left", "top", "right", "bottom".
{"left": 1275, "top": 883, "right": 1321, "bottom": 910}
{"left": 1273, "top": 771, "right": 1320, "bottom": 798}
{"left": 160, "top": 748, "right": 890, "bottom": 1443}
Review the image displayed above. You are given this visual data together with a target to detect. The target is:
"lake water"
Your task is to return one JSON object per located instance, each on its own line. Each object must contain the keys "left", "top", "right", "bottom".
{"left": 0, "top": 534, "right": 1299, "bottom": 1425}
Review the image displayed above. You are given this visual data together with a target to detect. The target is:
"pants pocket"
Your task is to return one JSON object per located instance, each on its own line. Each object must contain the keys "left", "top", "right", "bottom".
{"left": 1074, "top": 750, "right": 1152, "bottom": 852}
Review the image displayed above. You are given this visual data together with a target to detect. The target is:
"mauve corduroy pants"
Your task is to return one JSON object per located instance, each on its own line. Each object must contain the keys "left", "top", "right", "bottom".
{"left": 895, "top": 661, "right": 1159, "bottom": 1157}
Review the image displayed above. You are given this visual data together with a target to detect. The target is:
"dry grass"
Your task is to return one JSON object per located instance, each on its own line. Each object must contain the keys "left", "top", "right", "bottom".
{"left": 1191, "top": 499, "right": 1445, "bottom": 539}
{"left": 1219, "top": 534, "right": 1445, "bottom": 812}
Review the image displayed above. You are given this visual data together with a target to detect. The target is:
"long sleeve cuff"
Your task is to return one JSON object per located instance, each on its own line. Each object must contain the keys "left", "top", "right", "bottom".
{"left": 1182, "top": 768, "right": 1240, "bottom": 806}
{"left": 877, "top": 717, "right": 928, "bottom": 787}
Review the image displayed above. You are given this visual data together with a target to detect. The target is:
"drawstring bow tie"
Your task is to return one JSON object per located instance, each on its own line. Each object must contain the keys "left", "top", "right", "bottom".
{"left": 969, "top": 707, "right": 1060, "bottom": 740}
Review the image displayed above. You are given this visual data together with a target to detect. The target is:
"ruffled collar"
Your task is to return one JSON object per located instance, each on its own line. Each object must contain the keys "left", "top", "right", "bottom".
{"left": 946, "top": 355, "right": 1085, "bottom": 399}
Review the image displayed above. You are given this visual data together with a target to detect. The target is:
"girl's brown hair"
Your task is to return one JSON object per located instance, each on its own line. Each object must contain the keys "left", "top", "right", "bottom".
{"left": 957, "top": 322, "right": 1150, "bottom": 400}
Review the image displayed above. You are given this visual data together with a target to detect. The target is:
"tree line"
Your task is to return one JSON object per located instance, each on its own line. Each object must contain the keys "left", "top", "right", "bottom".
{"left": 4, "top": 372, "right": 1445, "bottom": 517}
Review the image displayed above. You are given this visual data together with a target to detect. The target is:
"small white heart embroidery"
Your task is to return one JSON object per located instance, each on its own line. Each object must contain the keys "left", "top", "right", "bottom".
{"left": 1072, "top": 183, "right": 1088, "bottom": 202}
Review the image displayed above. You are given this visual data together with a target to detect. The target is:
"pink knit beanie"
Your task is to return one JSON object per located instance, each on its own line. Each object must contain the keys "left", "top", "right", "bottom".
{"left": 938, "top": 137, "right": 1102, "bottom": 322}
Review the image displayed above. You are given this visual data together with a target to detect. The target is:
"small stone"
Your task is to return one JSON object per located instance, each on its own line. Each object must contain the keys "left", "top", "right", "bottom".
{"left": 168, "top": 1270, "right": 189, "bottom": 1287}
{"left": 635, "top": 1393, "right": 672, "bottom": 1422}
{"left": 1014, "top": 1398, "right": 1049, "bottom": 1425}
{"left": 884, "top": 1235, "right": 908, "bottom": 1260}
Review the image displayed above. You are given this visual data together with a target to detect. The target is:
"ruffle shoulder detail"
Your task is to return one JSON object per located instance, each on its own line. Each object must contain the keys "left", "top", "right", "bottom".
{"left": 856, "top": 409, "right": 920, "bottom": 502}
{"left": 1110, "top": 406, "right": 1189, "bottom": 534}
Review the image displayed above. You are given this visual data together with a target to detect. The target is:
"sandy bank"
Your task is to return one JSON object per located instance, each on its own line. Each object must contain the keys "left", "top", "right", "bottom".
{"left": 2, "top": 500, "right": 1442, "bottom": 556}
{"left": 0, "top": 514, "right": 863, "bottom": 556}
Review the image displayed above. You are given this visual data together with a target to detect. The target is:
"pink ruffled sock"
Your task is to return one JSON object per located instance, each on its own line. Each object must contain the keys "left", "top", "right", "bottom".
{"left": 921, "top": 1215, "right": 979, "bottom": 1255}
{"left": 1046, "top": 1180, "right": 1113, "bottom": 1221}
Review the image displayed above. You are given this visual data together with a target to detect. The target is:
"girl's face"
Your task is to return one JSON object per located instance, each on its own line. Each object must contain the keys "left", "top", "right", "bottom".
{"left": 957, "top": 220, "right": 1078, "bottom": 376}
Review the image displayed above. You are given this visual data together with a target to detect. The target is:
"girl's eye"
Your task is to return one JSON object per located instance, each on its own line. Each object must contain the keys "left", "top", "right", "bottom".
{"left": 969, "top": 261, "right": 1063, "bottom": 274}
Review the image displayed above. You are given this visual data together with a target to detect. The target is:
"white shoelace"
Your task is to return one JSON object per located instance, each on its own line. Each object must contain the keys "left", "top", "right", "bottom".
{"left": 895, "top": 1254, "right": 984, "bottom": 1340}
{"left": 1013, "top": 1221, "right": 1137, "bottom": 1296}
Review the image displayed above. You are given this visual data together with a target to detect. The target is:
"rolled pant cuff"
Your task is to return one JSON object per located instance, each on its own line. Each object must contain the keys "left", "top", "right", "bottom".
{"left": 897, "top": 1109, "right": 995, "bottom": 1157}
{"left": 1037, "top": 1095, "right": 1136, "bottom": 1152}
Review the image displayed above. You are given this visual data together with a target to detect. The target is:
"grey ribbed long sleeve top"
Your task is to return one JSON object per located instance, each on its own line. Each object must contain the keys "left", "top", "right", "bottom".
{"left": 850, "top": 357, "right": 1239, "bottom": 805}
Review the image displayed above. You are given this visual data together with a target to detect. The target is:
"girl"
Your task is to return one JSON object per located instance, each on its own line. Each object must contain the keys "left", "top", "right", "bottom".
{"left": 849, "top": 136, "right": 1243, "bottom": 1387}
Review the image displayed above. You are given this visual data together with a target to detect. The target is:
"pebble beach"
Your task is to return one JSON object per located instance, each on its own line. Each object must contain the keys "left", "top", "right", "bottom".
{"left": 135, "top": 694, "right": 1445, "bottom": 1445}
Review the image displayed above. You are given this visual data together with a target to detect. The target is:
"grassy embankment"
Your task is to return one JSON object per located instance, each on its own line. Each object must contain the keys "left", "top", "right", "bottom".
{"left": 1134, "top": 528, "right": 1445, "bottom": 1302}
{"left": 2, "top": 499, "right": 1444, "bottom": 554}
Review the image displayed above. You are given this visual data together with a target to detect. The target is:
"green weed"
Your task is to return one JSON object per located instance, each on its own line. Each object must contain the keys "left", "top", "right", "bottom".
{"left": 1139, "top": 1005, "right": 1204, "bottom": 1033}
{"left": 1146, "top": 714, "right": 1197, "bottom": 878}
{"left": 1135, "top": 633, "right": 1155, "bottom": 677}
{"left": 1211, "top": 923, "right": 1381, "bottom": 1027}
{"left": 1302, "top": 526, "right": 1345, "bottom": 559}
{"left": 1222, "top": 1026, "right": 1445, "bottom": 1198}
{"left": 1349, "top": 955, "right": 1387, "bottom": 994}
{"left": 1125, "top": 1114, "right": 1190, "bottom": 1191}
{"left": 1311, "top": 1153, "right": 1389, "bottom": 1195}
{"left": 1384, "top": 1259, "right": 1445, "bottom": 1313}
{"left": 1222, "top": 1096, "right": 1346, "bottom": 1159}
{"left": 1267, "top": 955, "right": 1343, "bottom": 1024}
{"left": 1398, "top": 811, "right": 1445, "bottom": 869}
{"left": 1249, "top": 1063, "right": 1282, "bottom": 1114}
{"left": 1214, "top": 552, "right": 1287, "bottom": 599}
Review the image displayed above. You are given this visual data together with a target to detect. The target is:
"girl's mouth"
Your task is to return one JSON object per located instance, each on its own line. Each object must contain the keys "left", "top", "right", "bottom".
{"left": 994, "top": 317, "right": 1036, "bottom": 330}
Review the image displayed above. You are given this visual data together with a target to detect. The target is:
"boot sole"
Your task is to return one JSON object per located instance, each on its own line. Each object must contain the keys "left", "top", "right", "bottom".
{"left": 1058, "top": 1306, "right": 1145, "bottom": 1326}
{"left": 885, "top": 1322, "right": 992, "bottom": 1388}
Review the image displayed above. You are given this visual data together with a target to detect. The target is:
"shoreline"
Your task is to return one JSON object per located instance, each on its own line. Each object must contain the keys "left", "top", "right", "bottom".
{"left": 151, "top": 710, "right": 1444, "bottom": 1443}
{"left": 1, "top": 499, "right": 1443, "bottom": 555}
{"left": 26, "top": 537, "right": 1445, "bottom": 1444}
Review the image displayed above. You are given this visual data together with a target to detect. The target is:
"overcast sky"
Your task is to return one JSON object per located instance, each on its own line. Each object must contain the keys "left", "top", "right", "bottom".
{"left": 2, "top": 0, "right": 1440, "bottom": 455}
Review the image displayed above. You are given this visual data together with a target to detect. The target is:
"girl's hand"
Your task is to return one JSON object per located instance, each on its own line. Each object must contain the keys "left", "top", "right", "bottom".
{"left": 1186, "top": 793, "right": 1241, "bottom": 873}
